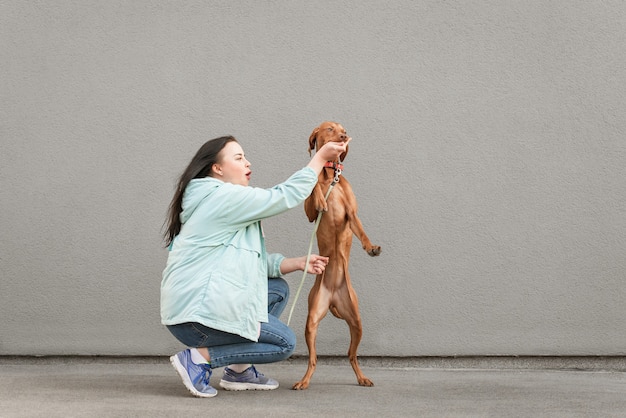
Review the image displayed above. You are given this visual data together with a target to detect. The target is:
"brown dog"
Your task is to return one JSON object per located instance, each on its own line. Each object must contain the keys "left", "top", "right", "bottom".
{"left": 292, "top": 121, "right": 381, "bottom": 390}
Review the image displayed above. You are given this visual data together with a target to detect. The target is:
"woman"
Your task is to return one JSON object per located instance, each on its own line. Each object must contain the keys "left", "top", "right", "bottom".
{"left": 161, "top": 135, "right": 349, "bottom": 397}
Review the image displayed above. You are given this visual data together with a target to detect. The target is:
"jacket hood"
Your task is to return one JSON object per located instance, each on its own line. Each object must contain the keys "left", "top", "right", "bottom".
{"left": 180, "top": 178, "right": 221, "bottom": 223}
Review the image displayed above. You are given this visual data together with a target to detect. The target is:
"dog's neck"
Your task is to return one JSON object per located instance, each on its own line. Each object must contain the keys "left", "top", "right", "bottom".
{"left": 323, "top": 161, "right": 344, "bottom": 170}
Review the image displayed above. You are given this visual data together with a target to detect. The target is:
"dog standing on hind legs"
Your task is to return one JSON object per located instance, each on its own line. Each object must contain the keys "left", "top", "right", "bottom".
{"left": 292, "top": 121, "right": 381, "bottom": 390}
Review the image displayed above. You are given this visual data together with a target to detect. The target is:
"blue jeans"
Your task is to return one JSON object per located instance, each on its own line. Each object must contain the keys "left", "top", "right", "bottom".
{"left": 166, "top": 277, "right": 296, "bottom": 368}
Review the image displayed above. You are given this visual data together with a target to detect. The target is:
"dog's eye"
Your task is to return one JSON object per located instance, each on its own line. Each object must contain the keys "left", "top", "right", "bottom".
{"left": 327, "top": 127, "right": 333, "bottom": 132}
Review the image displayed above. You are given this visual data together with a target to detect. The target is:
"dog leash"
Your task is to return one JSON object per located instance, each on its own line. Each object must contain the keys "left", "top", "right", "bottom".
{"left": 286, "top": 163, "right": 342, "bottom": 326}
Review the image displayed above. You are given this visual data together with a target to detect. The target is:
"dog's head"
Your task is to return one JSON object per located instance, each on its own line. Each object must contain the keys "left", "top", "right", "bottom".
{"left": 308, "top": 121, "right": 350, "bottom": 162}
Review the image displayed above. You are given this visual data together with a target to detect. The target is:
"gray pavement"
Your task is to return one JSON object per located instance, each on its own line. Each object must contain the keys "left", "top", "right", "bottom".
{"left": 1, "top": 356, "right": 625, "bottom": 417}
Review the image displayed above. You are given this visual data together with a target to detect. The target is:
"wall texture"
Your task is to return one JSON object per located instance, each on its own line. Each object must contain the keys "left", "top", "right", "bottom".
{"left": 1, "top": 1, "right": 625, "bottom": 357}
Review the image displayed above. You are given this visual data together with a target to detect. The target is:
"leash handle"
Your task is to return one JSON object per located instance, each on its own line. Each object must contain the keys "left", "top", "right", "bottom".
{"left": 286, "top": 175, "right": 339, "bottom": 326}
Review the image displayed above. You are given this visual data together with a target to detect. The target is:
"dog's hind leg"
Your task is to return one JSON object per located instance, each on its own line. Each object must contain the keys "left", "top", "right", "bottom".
{"left": 292, "top": 284, "right": 331, "bottom": 390}
{"left": 346, "top": 313, "right": 373, "bottom": 387}
{"left": 334, "top": 286, "right": 374, "bottom": 387}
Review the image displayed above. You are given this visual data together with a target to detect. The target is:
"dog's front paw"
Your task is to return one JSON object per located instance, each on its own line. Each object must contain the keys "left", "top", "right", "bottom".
{"left": 365, "top": 245, "right": 381, "bottom": 257}
{"left": 314, "top": 198, "right": 328, "bottom": 213}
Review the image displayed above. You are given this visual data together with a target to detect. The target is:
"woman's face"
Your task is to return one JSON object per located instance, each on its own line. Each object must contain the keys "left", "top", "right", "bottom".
{"left": 212, "top": 141, "right": 252, "bottom": 186}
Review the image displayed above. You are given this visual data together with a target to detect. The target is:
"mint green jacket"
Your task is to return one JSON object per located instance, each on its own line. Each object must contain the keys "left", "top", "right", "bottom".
{"left": 161, "top": 167, "right": 318, "bottom": 341}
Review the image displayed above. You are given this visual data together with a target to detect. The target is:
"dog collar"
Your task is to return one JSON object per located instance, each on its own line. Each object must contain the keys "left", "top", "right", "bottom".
{"left": 324, "top": 161, "right": 344, "bottom": 170}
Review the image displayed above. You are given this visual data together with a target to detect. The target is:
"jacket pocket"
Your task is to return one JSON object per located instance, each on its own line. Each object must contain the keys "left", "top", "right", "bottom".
{"left": 204, "top": 269, "right": 247, "bottom": 324}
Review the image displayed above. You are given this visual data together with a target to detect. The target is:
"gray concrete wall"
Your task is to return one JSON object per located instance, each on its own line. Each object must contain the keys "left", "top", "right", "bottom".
{"left": 1, "top": 1, "right": 624, "bottom": 357}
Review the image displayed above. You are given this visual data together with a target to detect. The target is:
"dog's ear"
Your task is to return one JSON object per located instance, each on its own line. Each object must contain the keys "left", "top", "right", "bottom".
{"left": 308, "top": 127, "right": 319, "bottom": 156}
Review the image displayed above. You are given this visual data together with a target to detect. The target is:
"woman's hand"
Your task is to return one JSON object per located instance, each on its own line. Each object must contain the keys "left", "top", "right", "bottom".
{"left": 304, "top": 254, "right": 329, "bottom": 275}
{"left": 280, "top": 255, "right": 329, "bottom": 275}
{"left": 307, "top": 138, "right": 351, "bottom": 173}
{"left": 316, "top": 138, "right": 350, "bottom": 162}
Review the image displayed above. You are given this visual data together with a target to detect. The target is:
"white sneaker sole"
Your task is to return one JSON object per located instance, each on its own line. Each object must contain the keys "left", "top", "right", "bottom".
{"left": 219, "top": 379, "right": 279, "bottom": 391}
{"left": 170, "top": 355, "right": 218, "bottom": 398}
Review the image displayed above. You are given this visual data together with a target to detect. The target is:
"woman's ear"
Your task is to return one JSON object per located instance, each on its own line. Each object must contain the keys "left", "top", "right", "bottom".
{"left": 211, "top": 163, "right": 222, "bottom": 177}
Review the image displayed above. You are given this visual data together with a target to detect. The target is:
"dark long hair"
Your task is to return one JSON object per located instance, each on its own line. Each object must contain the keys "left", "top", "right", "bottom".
{"left": 163, "top": 136, "right": 238, "bottom": 247}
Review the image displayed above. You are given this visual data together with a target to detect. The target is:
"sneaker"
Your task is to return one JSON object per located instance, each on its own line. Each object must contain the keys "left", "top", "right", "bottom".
{"left": 219, "top": 365, "right": 279, "bottom": 391}
{"left": 170, "top": 349, "right": 217, "bottom": 398}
